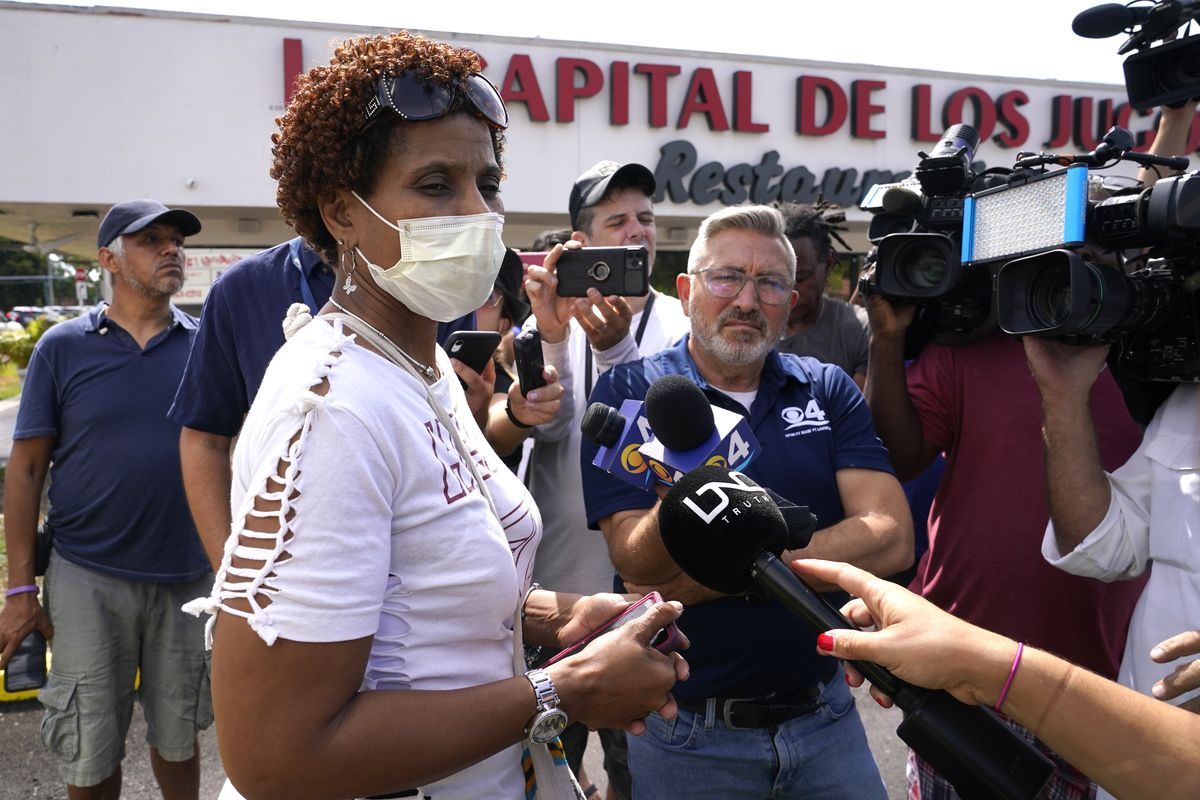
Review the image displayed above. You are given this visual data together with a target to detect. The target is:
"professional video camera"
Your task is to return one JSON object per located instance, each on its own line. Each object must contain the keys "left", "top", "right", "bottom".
{"left": 963, "top": 126, "right": 1200, "bottom": 383}
{"left": 859, "top": 124, "right": 1009, "bottom": 355}
{"left": 1073, "top": 0, "right": 1200, "bottom": 109}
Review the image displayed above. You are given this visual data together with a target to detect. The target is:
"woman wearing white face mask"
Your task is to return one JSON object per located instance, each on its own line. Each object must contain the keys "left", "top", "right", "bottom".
{"left": 184, "top": 32, "right": 687, "bottom": 800}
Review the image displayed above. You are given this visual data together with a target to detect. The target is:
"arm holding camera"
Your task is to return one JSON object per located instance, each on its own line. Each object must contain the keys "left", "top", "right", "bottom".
{"left": 864, "top": 295, "right": 942, "bottom": 481}
{"left": 1136, "top": 98, "right": 1197, "bottom": 186}
{"left": 1023, "top": 338, "right": 1115, "bottom": 553}
{"left": 1025, "top": 91, "right": 1198, "bottom": 558}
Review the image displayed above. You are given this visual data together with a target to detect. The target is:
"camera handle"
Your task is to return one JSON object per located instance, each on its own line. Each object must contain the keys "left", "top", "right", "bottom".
{"left": 1015, "top": 124, "right": 1190, "bottom": 172}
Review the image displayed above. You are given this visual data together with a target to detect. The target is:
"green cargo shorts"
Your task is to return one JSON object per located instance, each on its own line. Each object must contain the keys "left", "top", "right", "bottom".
{"left": 40, "top": 552, "right": 213, "bottom": 787}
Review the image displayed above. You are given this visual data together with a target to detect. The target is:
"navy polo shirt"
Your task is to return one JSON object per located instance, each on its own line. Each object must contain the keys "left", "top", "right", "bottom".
{"left": 581, "top": 335, "right": 894, "bottom": 698}
{"left": 168, "top": 237, "right": 335, "bottom": 436}
{"left": 169, "top": 236, "right": 476, "bottom": 436}
{"left": 15, "top": 305, "right": 209, "bottom": 582}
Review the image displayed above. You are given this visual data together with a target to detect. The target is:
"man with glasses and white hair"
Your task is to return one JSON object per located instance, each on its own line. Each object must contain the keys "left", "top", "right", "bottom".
{"left": 579, "top": 204, "right": 912, "bottom": 799}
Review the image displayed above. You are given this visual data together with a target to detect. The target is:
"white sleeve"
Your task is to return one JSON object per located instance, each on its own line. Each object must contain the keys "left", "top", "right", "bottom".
{"left": 532, "top": 330, "right": 576, "bottom": 443}
{"left": 1042, "top": 437, "right": 1154, "bottom": 581}
{"left": 227, "top": 402, "right": 396, "bottom": 645}
{"left": 592, "top": 331, "right": 640, "bottom": 373}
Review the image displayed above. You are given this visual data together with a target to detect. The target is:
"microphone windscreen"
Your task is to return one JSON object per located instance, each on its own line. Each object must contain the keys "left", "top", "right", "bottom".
{"left": 657, "top": 465, "right": 788, "bottom": 594}
{"left": 581, "top": 402, "right": 624, "bottom": 447}
{"left": 644, "top": 375, "right": 714, "bottom": 451}
{"left": 879, "top": 186, "right": 923, "bottom": 216}
{"left": 1072, "top": 3, "right": 1134, "bottom": 38}
{"left": 940, "top": 123, "right": 980, "bottom": 152}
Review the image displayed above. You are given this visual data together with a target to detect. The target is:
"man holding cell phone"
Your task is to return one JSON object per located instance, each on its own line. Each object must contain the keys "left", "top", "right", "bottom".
{"left": 522, "top": 161, "right": 690, "bottom": 799}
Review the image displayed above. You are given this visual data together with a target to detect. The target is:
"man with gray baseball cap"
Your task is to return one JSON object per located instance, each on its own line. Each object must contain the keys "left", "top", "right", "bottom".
{"left": 0, "top": 198, "right": 212, "bottom": 799}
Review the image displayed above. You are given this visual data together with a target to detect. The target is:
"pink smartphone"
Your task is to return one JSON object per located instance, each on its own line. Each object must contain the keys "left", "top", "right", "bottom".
{"left": 517, "top": 251, "right": 549, "bottom": 268}
{"left": 543, "top": 591, "right": 684, "bottom": 665}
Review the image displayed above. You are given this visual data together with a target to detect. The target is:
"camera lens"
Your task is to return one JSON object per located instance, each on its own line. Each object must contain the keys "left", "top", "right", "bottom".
{"left": 1028, "top": 265, "right": 1073, "bottom": 329}
{"left": 897, "top": 242, "right": 949, "bottom": 292}
{"left": 874, "top": 232, "right": 960, "bottom": 300}
{"left": 1156, "top": 46, "right": 1200, "bottom": 95}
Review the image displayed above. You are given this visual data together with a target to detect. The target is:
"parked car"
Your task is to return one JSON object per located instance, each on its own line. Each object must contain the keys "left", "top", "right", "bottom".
{"left": 6, "top": 306, "right": 45, "bottom": 326}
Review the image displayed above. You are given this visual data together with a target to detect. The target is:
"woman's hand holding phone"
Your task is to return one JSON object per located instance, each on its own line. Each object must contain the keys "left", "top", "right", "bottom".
{"left": 551, "top": 592, "right": 634, "bottom": 650}
{"left": 548, "top": 592, "right": 688, "bottom": 661}
{"left": 545, "top": 597, "right": 689, "bottom": 735}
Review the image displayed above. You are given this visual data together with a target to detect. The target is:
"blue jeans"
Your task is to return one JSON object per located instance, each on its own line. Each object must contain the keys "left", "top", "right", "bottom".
{"left": 628, "top": 678, "right": 886, "bottom": 799}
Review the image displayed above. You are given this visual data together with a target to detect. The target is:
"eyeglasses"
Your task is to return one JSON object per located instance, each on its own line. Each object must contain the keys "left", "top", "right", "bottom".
{"left": 693, "top": 268, "right": 795, "bottom": 306}
{"left": 362, "top": 71, "right": 509, "bottom": 133}
{"left": 483, "top": 287, "right": 504, "bottom": 308}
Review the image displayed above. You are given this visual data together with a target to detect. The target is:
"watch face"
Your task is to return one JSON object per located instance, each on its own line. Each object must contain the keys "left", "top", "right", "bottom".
{"left": 529, "top": 709, "right": 569, "bottom": 744}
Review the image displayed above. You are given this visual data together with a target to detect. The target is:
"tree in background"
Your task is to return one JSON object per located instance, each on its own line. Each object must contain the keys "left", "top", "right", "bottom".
{"left": 0, "top": 239, "right": 92, "bottom": 309}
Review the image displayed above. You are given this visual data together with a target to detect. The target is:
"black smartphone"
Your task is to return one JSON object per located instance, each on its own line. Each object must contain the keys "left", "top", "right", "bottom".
{"left": 443, "top": 331, "right": 502, "bottom": 376}
{"left": 542, "top": 592, "right": 684, "bottom": 665}
{"left": 4, "top": 630, "right": 47, "bottom": 693}
{"left": 556, "top": 246, "right": 650, "bottom": 297}
{"left": 513, "top": 329, "right": 547, "bottom": 395}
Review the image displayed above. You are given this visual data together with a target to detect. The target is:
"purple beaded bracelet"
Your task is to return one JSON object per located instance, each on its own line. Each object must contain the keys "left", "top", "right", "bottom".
{"left": 994, "top": 641, "right": 1025, "bottom": 712}
{"left": 4, "top": 584, "right": 38, "bottom": 599}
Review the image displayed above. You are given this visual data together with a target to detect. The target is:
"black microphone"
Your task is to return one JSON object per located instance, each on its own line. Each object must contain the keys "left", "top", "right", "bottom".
{"left": 915, "top": 124, "right": 979, "bottom": 196}
{"left": 581, "top": 401, "right": 628, "bottom": 448}
{"left": 636, "top": 375, "right": 759, "bottom": 484}
{"left": 1072, "top": 3, "right": 1148, "bottom": 38}
{"left": 658, "top": 466, "right": 1054, "bottom": 800}
{"left": 644, "top": 374, "right": 714, "bottom": 451}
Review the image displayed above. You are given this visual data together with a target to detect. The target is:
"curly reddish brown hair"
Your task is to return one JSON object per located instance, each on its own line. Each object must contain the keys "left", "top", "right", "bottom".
{"left": 270, "top": 31, "right": 506, "bottom": 264}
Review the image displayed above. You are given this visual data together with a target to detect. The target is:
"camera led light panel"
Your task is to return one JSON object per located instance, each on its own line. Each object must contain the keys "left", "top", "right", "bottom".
{"left": 961, "top": 166, "right": 1088, "bottom": 264}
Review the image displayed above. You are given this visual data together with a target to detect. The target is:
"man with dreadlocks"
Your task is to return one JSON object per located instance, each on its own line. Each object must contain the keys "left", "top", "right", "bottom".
{"left": 776, "top": 202, "right": 869, "bottom": 389}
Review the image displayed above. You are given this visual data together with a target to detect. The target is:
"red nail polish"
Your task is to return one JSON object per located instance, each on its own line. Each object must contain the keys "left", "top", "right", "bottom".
{"left": 817, "top": 633, "right": 835, "bottom": 653}
{"left": 844, "top": 671, "right": 852, "bottom": 685}
{"left": 874, "top": 695, "right": 888, "bottom": 708}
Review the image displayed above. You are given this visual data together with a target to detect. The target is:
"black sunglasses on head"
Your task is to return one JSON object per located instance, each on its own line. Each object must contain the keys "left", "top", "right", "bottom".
{"left": 361, "top": 71, "right": 509, "bottom": 133}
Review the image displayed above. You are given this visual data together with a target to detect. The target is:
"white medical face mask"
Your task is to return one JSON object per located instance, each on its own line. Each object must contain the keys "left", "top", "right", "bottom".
{"left": 351, "top": 190, "right": 506, "bottom": 322}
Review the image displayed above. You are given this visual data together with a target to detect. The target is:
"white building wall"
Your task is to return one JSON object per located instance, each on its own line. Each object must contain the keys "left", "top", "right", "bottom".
{"left": 0, "top": 2, "right": 1146, "bottom": 259}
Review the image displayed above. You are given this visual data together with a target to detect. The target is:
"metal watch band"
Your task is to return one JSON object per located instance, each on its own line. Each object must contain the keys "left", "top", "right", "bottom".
{"left": 525, "top": 668, "right": 560, "bottom": 712}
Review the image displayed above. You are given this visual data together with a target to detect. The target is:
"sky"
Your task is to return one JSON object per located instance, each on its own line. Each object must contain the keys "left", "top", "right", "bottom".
{"left": 12, "top": 0, "right": 1148, "bottom": 86}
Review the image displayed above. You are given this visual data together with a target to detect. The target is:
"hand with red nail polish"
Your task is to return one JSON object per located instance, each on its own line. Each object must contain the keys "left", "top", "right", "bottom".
{"left": 792, "top": 558, "right": 1013, "bottom": 708}
{"left": 790, "top": 559, "right": 1200, "bottom": 800}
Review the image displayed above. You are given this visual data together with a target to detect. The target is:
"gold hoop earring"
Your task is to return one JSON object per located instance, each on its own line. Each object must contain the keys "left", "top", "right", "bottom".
{"left": 341, "top": 245, "right": 358, "bottom": 294}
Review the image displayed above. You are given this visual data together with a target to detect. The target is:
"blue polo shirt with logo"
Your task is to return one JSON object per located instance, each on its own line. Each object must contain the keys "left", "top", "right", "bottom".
{"left": 15, "top": 305, "right": 209, "bottom": 582}
{"left": 581, "top": 335, "right": 894, "bottom": 698}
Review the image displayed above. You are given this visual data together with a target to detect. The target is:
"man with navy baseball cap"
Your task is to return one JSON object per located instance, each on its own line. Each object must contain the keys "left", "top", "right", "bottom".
{"left": 97, "top": 198, "right": 201, "bottom": 249}
{"left": 0, "top": 198, "right": 212, "bottom": 798}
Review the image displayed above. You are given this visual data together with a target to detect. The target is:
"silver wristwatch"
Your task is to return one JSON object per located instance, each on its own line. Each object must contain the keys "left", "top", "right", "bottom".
{"left": 524, "top": 668, "right": 568, "bottom": 744}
